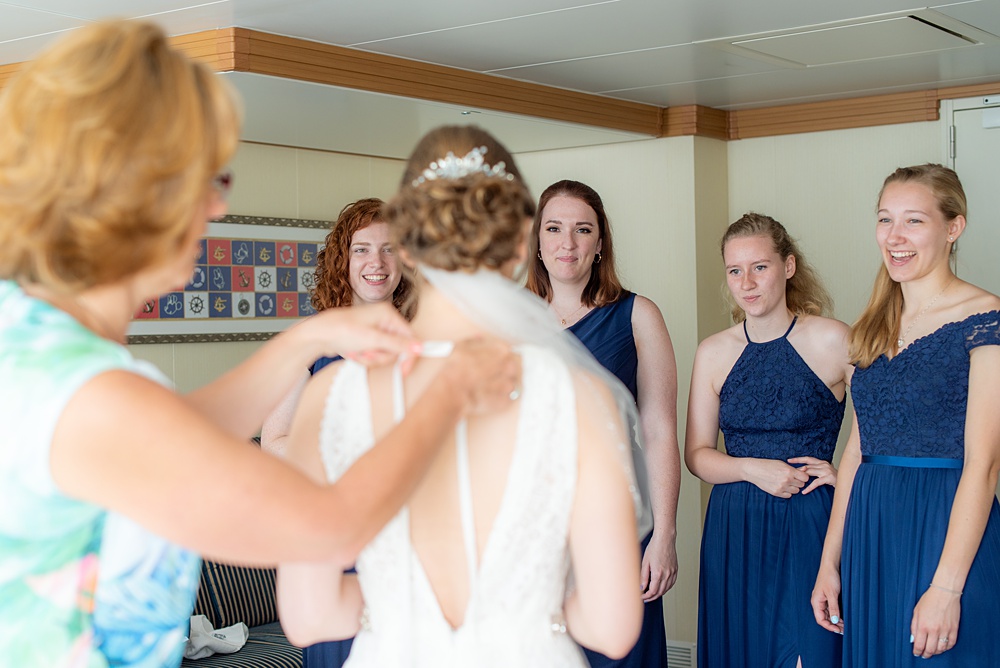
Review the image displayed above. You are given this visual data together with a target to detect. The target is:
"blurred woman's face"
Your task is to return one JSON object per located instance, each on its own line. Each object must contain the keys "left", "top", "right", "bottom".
{"left": 348, "top": 222, "right": 401, "bottom": 304}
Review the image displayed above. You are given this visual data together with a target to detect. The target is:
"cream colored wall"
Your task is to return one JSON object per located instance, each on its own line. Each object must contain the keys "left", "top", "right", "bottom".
{"left": 128, "top": 141, "right": 405, "bottom": 392}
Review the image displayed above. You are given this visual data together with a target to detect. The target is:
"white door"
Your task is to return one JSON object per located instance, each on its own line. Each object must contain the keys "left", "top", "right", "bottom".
{"left": 949, "top": 97, "right": 1000, "bottom": 296}
{"left": 947, "top": 97, "right": 1000, "bottom": 497}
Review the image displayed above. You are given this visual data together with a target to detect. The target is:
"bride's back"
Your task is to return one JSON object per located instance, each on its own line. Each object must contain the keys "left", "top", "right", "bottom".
{"left": 308, "top": 125, "right": 643, "bottom": 665}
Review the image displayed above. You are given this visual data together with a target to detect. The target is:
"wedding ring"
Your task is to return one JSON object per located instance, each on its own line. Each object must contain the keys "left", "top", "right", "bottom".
{"left": 938, "top": 637, "right": 948, "bottom": 643}
{"left": 509, "top": 387, "right": 521, "bottom": 401}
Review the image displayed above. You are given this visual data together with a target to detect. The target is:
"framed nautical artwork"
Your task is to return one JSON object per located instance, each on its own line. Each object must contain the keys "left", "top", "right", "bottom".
{"left": 127, "top": 215, "right": 328, "bottom": 343}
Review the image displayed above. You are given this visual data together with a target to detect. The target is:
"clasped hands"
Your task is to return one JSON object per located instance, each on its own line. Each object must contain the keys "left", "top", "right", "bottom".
{"left": 746, "top": 456, "right": 837, "bottom": 498}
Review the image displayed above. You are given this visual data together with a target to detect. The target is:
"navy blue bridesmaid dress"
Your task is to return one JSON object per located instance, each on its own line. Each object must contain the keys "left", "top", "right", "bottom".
{"left": 698, "top": 317, "right": 844, "bottom": 668}
{"left": 303, "top": 355, "right": 355, "bottom": 668}
{"left": 842, "top": 311, "right": 1000, "bottom": 667}
{"left": 569, "top": 292, "right": 668, "bottom": 668}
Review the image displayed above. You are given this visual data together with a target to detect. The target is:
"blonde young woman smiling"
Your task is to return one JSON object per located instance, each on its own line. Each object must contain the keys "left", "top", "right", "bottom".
{"left": 812, "top": 164, "right": 1000, "bottom": 667}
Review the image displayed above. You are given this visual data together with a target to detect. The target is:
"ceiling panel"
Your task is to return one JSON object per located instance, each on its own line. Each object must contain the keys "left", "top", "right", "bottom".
{"left": 230, "top": 0, "right": 595, "bottom": 48}
{"left": 345, "top": 0, "right": 969, "bottom": 72}
{"left": 613, "top": 45, "right": 1000, "bottom": 109}
{"left": 0, "top": 0, "right": 217, "bottom": 20}
{"left": 0, "top": 3, "right": 84, "bottom": 42}
{"left": 488, "top": 43, "right": 786, "bottom": 93}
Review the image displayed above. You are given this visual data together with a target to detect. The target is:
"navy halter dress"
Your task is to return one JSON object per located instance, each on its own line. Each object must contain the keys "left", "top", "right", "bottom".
{"left": 698, "top": 318, "right": 844, "bottom": 668}
{"left": 569, "top": 292, "right": 668, "bottom": 668}
{"left": 842, "top": 311, "right": 1000, "bottom": 667}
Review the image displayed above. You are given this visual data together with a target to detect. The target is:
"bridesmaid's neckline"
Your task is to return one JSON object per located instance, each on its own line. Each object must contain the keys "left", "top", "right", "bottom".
{"left": 744, "top": 316, "right": 797, "bottom": 345}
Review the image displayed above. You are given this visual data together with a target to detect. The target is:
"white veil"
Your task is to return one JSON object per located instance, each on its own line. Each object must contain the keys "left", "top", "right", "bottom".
{"left": 419, "top": 264, "right": 653, "bottom": 539}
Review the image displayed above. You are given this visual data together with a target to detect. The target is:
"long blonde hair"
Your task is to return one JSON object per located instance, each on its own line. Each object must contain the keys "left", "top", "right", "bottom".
{"left": 849, "top": 164, "right": 966, "bottom": 367}
{"left": 721, "top": 212, "right": 832, "bottom": 323}
{"left": 0, "top": 20, "right": 241, "bottom": 293}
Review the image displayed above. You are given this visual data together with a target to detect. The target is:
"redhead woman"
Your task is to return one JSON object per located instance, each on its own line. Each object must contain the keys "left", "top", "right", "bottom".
{"left": 262, "top": 197, "right": 412, "bottom": 456}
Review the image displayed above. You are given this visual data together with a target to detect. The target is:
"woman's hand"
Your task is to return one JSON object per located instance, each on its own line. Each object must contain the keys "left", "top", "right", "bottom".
{"left": 811, "top": 564, "right": 844, "bottom": 635}
{"left": 300, "top": 303, "right": 418, "bottom": 367}
{"left": 910, "top": 585, "right": 961, "bottom": 658}
{"left": 641, "top": 531, "right": 678, "bottom": 601}
{"left": 443, "top": 337, "right": 521, "bottom": 416}
{"left": 743, "top": 458, "right": 809, "bottom": 498}
{"left": 787, "top": 456, "right": 837, "bottom": 494}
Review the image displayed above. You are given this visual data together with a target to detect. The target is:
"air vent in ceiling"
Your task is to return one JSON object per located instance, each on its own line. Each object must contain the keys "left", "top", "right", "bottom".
{"left": 711, "top": 9, "right": 999, "bottom": 68}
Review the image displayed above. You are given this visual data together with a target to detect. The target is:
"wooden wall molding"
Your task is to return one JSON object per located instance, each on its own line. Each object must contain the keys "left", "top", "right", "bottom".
{"left": 727, "top": 89, "right": 940, "bottom": 139}
{"left": 2, "top": 26, "right": 999, "bottom": 142}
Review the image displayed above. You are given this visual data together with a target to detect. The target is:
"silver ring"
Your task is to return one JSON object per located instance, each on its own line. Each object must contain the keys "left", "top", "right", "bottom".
{"left": 509, "top": 387, "right": 521, "bottom": 401}
{"left": 938, "top": 637, "right": 948, "bottom": 643}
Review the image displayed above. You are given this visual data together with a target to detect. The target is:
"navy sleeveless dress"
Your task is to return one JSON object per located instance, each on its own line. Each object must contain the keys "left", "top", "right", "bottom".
{"left": 698, "top": 318, "right": 844, "bottom": 668}
{"left": 842, "top": 311, "right": 1000, "bottom": 667}
{"left": 569, "top": 292, "right": 668, "bottom": 668}
{"left": 304, "top": 355, "right": 353, "bottom": 668}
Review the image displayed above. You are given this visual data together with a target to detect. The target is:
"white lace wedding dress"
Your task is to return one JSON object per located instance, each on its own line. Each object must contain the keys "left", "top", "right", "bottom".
{"left": 318, "top": 344, "right": 587, "bottom": 668}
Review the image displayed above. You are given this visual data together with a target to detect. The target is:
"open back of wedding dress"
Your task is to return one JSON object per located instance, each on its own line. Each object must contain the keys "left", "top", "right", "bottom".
{"left": 318, "top": 344, "right": 587, "bottom": 668}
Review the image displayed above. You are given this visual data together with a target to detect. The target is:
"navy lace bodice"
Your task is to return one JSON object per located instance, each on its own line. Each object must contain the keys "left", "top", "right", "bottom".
{"left": 852, "top": 310, "right": 1000, "bottom": 459}
{"left": 718, "top": 318, "right": 845, "bottom": 461}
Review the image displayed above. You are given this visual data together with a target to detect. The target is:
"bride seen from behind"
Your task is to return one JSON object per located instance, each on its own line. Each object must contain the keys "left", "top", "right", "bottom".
{"left": 277, "top": 125, "right": 644, "bottom": 666}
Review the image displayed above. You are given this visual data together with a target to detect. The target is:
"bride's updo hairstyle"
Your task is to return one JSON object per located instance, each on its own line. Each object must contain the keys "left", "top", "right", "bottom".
{"left": 384, "top": 125, "right": 535, "bottom": 273}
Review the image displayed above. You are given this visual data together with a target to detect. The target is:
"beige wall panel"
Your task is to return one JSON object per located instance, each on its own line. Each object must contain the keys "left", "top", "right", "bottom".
{"left": 228, "top": 142, "right": 300, "bottom": 218}
{"left": 518, "top": 137, "right": 702, "bottom": 644}
{"left": 128, "top": 343, "right": 176, "bottom": 380}
{"left": 296, "top": 149, "right": 376, "bottom": 220}
{"left": 170, "top": 341, "right": 266, "bottom": 395}
{"left": 369, "top": 156, "right": 406, "bottom": 199}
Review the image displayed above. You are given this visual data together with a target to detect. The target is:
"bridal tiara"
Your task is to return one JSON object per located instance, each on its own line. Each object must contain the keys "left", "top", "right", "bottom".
{"left": 411, "top": 146, "right": 514, "bottom": 186}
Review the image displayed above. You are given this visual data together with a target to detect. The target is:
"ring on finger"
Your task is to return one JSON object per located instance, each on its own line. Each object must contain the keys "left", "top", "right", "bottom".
{"left": 938, "top": 637, "right": 948, "bottom": 643}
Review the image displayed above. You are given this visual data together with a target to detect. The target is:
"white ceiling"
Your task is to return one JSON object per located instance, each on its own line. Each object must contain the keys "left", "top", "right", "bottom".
{"left": 2, "top": 1, "right": 999, "bottom": 156}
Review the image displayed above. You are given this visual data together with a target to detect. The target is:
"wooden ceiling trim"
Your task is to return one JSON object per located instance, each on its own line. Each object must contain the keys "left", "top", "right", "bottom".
{"left": 936, "top": 81, "right": 1000, "bottom": 101}
{"left": 728, "top": 90, "right": 939, "bottom": 139}
{"left": 662, "top": 105, "right": 728, "bottom": 140}
{"left": 226, "top": 28, "right": 663, "bottom": 136}
{"left": 5, "top": 27, "right": 999, "bottom": 142}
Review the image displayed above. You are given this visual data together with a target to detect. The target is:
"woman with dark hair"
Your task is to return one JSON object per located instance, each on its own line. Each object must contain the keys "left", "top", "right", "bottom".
{"left": 277, "top": 127, "right": 648, "bottom": 665}
{"left": 686, "top": 213, "right": 850, "bottom": 668}
{"left": 527, "top": 180, "right": 680, "bottom": 668}
{"left": 812, "top": 164, "right": 1000, "bottom": 666}
{"left": 0, "top": 22, "right": 517, "bottom": 666}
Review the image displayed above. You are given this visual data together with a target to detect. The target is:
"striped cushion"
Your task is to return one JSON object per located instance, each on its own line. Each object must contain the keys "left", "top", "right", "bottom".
{"left": 200, "top": 561, "right": 279, "bottom": 629}
{"left": 180, "top": 622, "right": 302, "bottom": 668}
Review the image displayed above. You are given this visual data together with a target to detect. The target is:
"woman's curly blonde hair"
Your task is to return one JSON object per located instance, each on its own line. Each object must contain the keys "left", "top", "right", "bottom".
{"left": 383, "top": 126, "right": 535, "bottom": 278}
